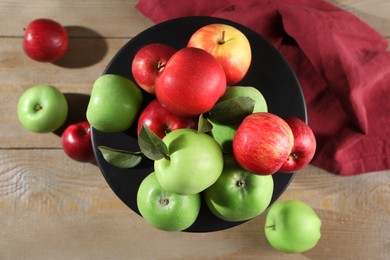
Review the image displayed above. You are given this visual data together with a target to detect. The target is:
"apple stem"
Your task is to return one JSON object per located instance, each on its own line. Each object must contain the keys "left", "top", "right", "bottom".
{"left": 236, "top": 179, "right": 246, "bottom": 188}
{"left": 288, "top": 153, "right": 298, "bottom": 161}
{"left": 156, "top": 60, "right": 165, "bottom": 72}
{"left": 218, "top": 31, "right": 226, "bottom": 45}
{"left": 34, "top": 104, "right": 42, "bottom": 111}
{"left": 266, "top": 225, "right": 276, "bottom": 230}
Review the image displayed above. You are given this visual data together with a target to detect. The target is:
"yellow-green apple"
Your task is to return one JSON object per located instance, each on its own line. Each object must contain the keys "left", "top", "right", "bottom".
{"left": 17, "top": 85, "right": 68, "bottom": 133}
{"left": 209, "top": 86, "right": 268, "bottom": 152}
{"left": 23, "top": 19, "right": 68, "bottom": 62}
{"left": 137, "top": 99, "right": 198, "bottom": 139}
{"left": 233, "top": 112, "right": 294, "bottom": 175}
{"left": 264, "top": 200, "right": 321, "bottom": 253}
{"left": 137, "top": 172, "right": 201, "bottom": 232}
{"left": 204, "top": 154, "right": 274, "bottom": 222}
{"left": 61, "top": 121, "right": 95, "bottom": 163}
{"left": 155, "top": 47, "right": 226, "bottom": 117}
{"left": 279, "top": 117, "right": 317, "bottom": 173}
{"left": 187, "top": 23, "right": 251, "bottom": 85}
{"left": 86, "top": 74, "right": 143, "bottom": 132}
{"left": 131, "top": 43, "right": 176, "bottom": 94}
{"left": 154, "top": 128, "right": 223, "bottom": 195}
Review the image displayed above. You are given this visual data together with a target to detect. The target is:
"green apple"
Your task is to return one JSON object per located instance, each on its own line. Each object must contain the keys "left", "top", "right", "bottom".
{"left": 137, "top": 172, "right": 201, "bottom": 232}
{"left": 203, "top": 154, "right": 274, "bottom": 222}
{"left": 210, "top": 86, "right": 267, "bottom": 153}
{"left": 17, "top": 85, "right": 68, "bottom": 133}
{"left": 264, "top": 200, "right": 322, "bottom": 253}
{"left": 154, "top": 128, "right": 223, "bottom": 195}
{"left": 86, "top": 74, "right": 143, "bottom": 132}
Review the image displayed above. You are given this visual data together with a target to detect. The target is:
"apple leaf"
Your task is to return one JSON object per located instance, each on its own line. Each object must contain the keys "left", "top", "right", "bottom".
{"left": 209, "top": 96, "right": 255, "bottom": 125}
{"left": 98, "top": 146, "right": 143, "bottom": 168}
{"left": 138, "top": 124, "right": 169, "bottom": 161}
{"left": 197, "top": 114, "right": 213, "bottom": 134}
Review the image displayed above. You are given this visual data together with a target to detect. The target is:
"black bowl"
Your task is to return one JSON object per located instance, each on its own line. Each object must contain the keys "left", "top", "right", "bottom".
{"left": 91, "top": 16, "right": 306, "bottom": 232}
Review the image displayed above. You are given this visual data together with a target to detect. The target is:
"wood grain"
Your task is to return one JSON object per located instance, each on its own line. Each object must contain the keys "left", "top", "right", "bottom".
{"left": 0, "top": 0, "right": 389, "bottom": 259}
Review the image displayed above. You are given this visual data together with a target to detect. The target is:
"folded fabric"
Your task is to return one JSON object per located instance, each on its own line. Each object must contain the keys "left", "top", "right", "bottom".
{"left": 136, "top": 0, "right": 390, "bottom": 176}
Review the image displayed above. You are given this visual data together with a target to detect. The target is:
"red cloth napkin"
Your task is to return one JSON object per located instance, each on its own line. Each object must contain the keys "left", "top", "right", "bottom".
{"left": 136, "top": 0, "right": 390, "bottom": 176}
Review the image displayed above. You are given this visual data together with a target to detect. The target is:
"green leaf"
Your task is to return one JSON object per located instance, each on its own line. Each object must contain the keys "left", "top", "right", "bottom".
{"left": 138, "top": 124, "right": 169, "bottom": 161}
{"left": 98, "top": 146, "right": 143, "bottom": 168}
{"left": 209, "top": 96, "right": 255, "bottom": 125}
{"left": 197, "top": 114, "right": 213, "bottom": 134}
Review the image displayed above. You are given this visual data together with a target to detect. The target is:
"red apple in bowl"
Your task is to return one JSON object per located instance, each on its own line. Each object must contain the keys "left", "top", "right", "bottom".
{"left": 278, "top": 117, "right": 316, "bottom": 173}
{"left": 131, "top": 43, "right": 176, "bottom": 94}
{"left": 233, "top": 112, "right": 294, "bottom": 175}
{"left": 137, "top": 99, "right": 198, "bottom": 138}
{"left": 61, "top": 121, "right": 95, "bottom": 163}
{"left": 155, "top": 47, "right": 227, "bottom": 117}
{"left": 187, "top": 23, "right": 251, "bottom": 85}
{"left": 23, "top": 18, "right": 68, "bottom": 62}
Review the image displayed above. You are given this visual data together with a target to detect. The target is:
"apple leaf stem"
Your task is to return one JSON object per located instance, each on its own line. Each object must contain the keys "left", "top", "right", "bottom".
{"left": 98, "top": 146, "right": 143, "bottom": 168}
{"left": 265, "top": 224, "right": 276, "bottom": 230}
{"left": 139, "top": 124, "right": 170, "bottom": 161}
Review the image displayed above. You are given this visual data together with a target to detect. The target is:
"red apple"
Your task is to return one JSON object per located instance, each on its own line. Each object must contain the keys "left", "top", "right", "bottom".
{"left": 278, "top": 117, "right": 317, "bottom": 173}
{"left": 155, "top": 47, "right": 227, "bottom": 117}
{"left": 232, "top": 112, "right": 294, "bottom": 175}
{"left": 137, "top": 99, "right": 198, "bottom": 138}
{"left": 187, "top": 23, "right": 251, "bottom": 85}
{"left": 23, "top": 18, "right": 68, "bottom": 62}
{"left": 131, "top": 43, "right": 177, "bottom": 94}
{"left": 61, "top": 121, "right": 95, "bottom": 163}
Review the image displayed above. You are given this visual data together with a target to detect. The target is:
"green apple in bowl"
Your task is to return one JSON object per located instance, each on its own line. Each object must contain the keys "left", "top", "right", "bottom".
{"left": 154, "top": 128, "right": 224, "bottom": 195}
{"left": 264, "top": 200, "right": 322, "bottom": 253}
{"left": 86, "top": 74, "right": 143, "bottom": 133}
{"left": 137, "top": 172, "right": 201, "bottom": 232}
{"left": 204, "top": 154, "right": 274, "bottom": 222}
{"left": 17, "top": 85, "right": 68, "bottom": 133}
{"left": 209, "top": 85, "right": 268, "bottom": 153}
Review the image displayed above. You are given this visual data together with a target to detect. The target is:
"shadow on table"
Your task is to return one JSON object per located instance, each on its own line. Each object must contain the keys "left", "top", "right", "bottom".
{"left": 53, "top": 26, "right": 108, "bottom": 68}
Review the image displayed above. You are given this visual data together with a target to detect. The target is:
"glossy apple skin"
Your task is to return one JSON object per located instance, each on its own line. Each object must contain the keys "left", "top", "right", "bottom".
{"left": 155, "top": 47, "right": 226, "bottom": 117}
{"left": 154, "top": 129, "right": 224, "bottom": 195}
{"left": 233, "top": 112, "right": 294, "bottom": 175}
{"left": 137, "top": 172, "right": 201, "bottom": 232}
{"left": 137, "top": 99, "right": 198, "bottom": 139}
{"left": 23, "top": 19, "right": 68, "bottom": 62}
{"left": 264, "top": 200, "right": 321, "bottom": 253}
{"left": 61, "top": 121, "right": 95, "bottom": 163}
{"left": 86, "top": 74, "right": 143, "bottom": 133}
{"left": 278, "top": 117, "right": 317, "bottom": 173}
{"left": 187, "top": 23, "right": 251, "bottom": 85}
{"left": 17, "top": 85, "right": 68, "bottom": 133}
{"left": 210, "top": 86, "right": 268, "bottom": 152}
{"left": 131, "top": 43, "right": 176, "bottom": 94}
{"left": 204, "top": 154, "right": 274, "bottom": 222}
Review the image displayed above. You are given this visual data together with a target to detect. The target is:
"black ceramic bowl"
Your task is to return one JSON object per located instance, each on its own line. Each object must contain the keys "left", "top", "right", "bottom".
{"left": 91, "top": 16, "right": 306, "bottom": 232}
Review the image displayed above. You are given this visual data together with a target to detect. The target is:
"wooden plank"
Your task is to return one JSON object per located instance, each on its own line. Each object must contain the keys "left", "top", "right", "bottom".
{"left": 0, "top": 150, "right": 388, "bottom": 259}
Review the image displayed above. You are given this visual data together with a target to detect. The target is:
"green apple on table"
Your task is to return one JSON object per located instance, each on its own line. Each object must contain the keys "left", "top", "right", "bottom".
{"left": 209, "top": 85, "right": 268, "bottom": 152}
{"left": 86, "top": 74, "right": 143, "bottom": 133}
{"left": 137, "top": 172, "right": 201, "bottom": 232}
{"left": 264, "top": 200, "right": 322, "bottom": 253}
{"left": 17, "top": 85, "right": 68, "bottom": 133}
{"left": 154, "top": 128, "right": 224, "bottom": 195}
{"left": 203, "top": 154, "right": 274, "bottom": 222}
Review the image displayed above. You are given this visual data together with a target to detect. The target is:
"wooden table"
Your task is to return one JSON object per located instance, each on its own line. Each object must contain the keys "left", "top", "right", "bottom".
{"left": 1, "top": 1, "right": 389, "bottom": 259}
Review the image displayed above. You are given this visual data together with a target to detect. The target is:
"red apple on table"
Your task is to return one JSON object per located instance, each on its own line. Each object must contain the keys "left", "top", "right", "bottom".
{"left": 23, "top": 18, "right": 68, "bottom": 62}
{"left": 155, "top": 47, "right": 227, "bottom": 117}
{"left": 278, "top": 117, "right": 316, "bottom": 173}
{"left": 61, "top": 121, "right": 95, "bottom": 163}
{"left": 131, "top": 43, "right": 176, "bottom": 94}
{"left": 233, "top": 112, "right": 294, "bottom": 175}
{"left": 187, "top": 23, "right": 252, "bottom": 85}
{"left": 137, "top": 99, "right": 198, "bottom": 139}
